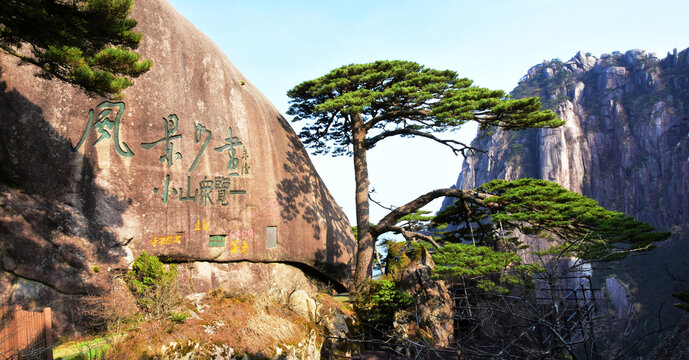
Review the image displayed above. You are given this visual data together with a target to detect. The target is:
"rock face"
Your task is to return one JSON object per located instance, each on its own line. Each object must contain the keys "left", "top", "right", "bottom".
{"left": 450, "top": 49, "right": 689, "bottom": 230}
{"left": 394, "top": 249, "right": 454, "bottom": 348}
{"left": 0, "top": 0, "right": 355, "bottom": 332}
{"left": 445, "top": 48, "right": 689, "bottom": 354}
{"left": 647, "top": 315, "right": 689, "bottom": 360}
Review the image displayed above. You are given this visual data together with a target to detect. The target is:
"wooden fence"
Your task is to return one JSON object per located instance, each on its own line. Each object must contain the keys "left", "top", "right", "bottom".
{"left": 0, "top": 306, "right": 53, "bottom": 360}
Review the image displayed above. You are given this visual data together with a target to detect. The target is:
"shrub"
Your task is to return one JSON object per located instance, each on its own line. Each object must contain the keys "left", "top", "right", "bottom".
{"left": 353, "top": 279, "right": 414, "bottom": 324}
{"left": 381, "top": 240, "right": 410, "bottom": 281}
{"left": 169, "top": 311, "right": 189, "bottom": 324}
{"left": 125, "top": 251, "right": 180, "bottom": 318}
{"left": 381, "top": 240, "right": 425, "bottom": 282}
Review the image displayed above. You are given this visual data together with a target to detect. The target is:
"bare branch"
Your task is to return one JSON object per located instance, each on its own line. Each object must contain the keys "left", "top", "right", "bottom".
{"left": 381, "top": 225, "right": 442, "bottom": 250}
{"left": 368, "top": 191, "right": 396, "bottom": 212}
{"left": 365, "top": 109, "right": 430, "bottom": 130}
{"left": 364, "top": 128, "right": 486, "bottom": 157}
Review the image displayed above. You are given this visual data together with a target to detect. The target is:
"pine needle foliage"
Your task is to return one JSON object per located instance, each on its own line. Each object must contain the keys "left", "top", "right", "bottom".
{"left": 396, "top": 210, "right": 435, "bottom": 230}
{"left": 287, "top": 60, "right": 562, "bottom": 156}
{"left": 433, "top": 198, "right": 500, "bottom": 247}
{"left": 435, "top": 178, "right": 670, "bottom": 261}
{"left": 432, "top": 243, "right": 540, "bottom": 294}
{"left": 0, "top": 0, "right": 152, "bottom": 98}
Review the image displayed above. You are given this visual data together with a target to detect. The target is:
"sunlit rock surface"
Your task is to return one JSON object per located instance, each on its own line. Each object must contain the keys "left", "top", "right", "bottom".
{"left": 0, "top": 0, "right": 355, "bottom": 333}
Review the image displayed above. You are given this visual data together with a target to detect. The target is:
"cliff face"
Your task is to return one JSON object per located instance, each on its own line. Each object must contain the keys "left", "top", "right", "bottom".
{"left": 451, "top": 48, "right": 689, "bottom": 231}
{"left": 446, "top": 48, "right": 689, "bottom": 352}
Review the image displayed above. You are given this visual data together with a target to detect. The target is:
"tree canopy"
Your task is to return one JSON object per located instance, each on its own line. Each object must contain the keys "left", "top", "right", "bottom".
{"left": 287, "top": 60, "right": 562, "bottom": 286}
{"left": 0, "top": 0, "right": 152, "bottom": 98}
{"left": 371, "top": 178, "right": 670, "bottom": 295}
{"left": 432, "top": 242, "right": 541, "bottom": 293}
{"left": 433, "top": 179, "right": 670, "bottom": 261}
{"left": 288, "top": 60, "right": 562, "bottom": 156}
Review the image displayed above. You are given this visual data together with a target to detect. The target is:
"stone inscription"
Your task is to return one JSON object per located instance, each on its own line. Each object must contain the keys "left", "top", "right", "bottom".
{"left": 151, "top": 234, "right": 183, "bottom": 246}
{"left": 228, "top": 229, "right": 253, "bottom": 254}
{"left": 140, "top": 114, "right": 182, "bottom": 165}
{"left": 214, "top": 127, "right": 242, "bottom": 174}
{"left": 193, "top": 218, "right": 210, "bottom": 231}
{"left": 69, "top": 102, "right": 134, "bottom": 157}
{"left": 68, "top": 101, "right": 250, "bottom": 207}
{"left": 207, "top": 229, "right": 252, "bottom": 254}
{"left": 68, "top": 102, "right": 256, "bottom": 252}
{"left": 140, "top": 111, "right": 249, "bottom": 206}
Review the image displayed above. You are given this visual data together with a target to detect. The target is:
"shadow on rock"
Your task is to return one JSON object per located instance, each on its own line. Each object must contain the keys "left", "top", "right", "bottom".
{"left": 274, "top": 115, "right": 356, "bottom": 287}
{"left": 0, "top": 65, "right": 131, "bottom": 334}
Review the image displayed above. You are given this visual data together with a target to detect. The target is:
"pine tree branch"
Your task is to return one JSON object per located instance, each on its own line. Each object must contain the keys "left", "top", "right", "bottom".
{"left": 368, "top": 191, "right": 396, "bottom": 211}
{"left": 319, "top": 111, "right": 339, "bottom": 138}
{"left": 378, "top": 225, "right": 442, "bottom": 250}
{"left": 364, "top": 128, "right": 486, "bottom": 156}
{"left": 371, "top": 188, "right": 498, "bottom": 237}
{"left": 365, "top": 109, "right": 430, "bottom": 130}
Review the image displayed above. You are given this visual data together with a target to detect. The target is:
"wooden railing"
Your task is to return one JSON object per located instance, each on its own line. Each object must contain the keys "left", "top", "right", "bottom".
{"left": 0, "top": 306, "right": 53, "bottom": 360}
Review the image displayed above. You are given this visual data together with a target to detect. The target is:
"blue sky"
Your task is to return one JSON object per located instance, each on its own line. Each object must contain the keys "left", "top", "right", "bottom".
{"left": 168, "top": 0, "right": 689, "bottom": 223}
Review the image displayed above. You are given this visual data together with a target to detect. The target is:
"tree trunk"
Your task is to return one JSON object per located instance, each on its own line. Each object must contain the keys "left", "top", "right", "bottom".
{"left": 352, "top": 114, "right": 374, "bottom": 287}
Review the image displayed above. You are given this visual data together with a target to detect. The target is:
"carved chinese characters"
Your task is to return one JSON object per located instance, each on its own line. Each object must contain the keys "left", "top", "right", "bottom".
{"left": 68, "top": 101, "right": 253, "bottom": 252}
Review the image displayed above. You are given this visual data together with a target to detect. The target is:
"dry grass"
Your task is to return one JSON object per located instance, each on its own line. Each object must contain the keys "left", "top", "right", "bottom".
{"left": 240, "top": 304, "right": 307, "bottom": 349}
{"left": 316, "top": 293, "right": 355, "bottom": 318}
{"left": 102, "top": 288, "right": 321, "bottom": 359}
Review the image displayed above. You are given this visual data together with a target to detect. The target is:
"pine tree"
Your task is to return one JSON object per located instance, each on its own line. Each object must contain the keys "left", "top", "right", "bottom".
{"left": 434, "top": 178, "right": 670, "bottom": 260}
{"left": 0, "top": 0, "right": 152, "bottom": 98}
{"left": 430, "top": 179, "right": 669, "bottom": 294}
{"left": 287, "top": 60, "right": 562, "bottom": 286}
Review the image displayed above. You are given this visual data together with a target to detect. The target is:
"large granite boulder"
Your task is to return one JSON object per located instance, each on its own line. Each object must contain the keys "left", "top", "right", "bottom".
{"left": 0, "top": 0, "right": 355, "bottom": 331}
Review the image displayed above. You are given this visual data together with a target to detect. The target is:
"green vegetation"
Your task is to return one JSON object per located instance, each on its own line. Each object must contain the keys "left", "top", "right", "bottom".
{"left": 287, "top": 60, "right": 561, "bottom": 286}
{"left": 417, "top": 178, "right": 670, "bottom": 298}
{"left": 640, "top": 54, "right": 660, "bottom": 69}
{"left": 433, "top": 179, "right": 669, "bottom": 266}
{"left": 0, "top": 0, "right": 152, "bottom": 98}
{"left": 53, "top": 337, "right": 110, "bottom": 360}
{"left": 379, "top": 240, "right": 412, "bottom": 281}
{"left": 353, "top": 279, "right": 414, "bottom": 324}
{"left": 512, "top": 59, "right": 577, "bottom": 108}
{"left": 169, "top": 310, "right": 189, "bottom": 324}
{"left": 673, "top": 291, "right": 689, "bottom": 313}
{"left": 355, "top": 178, "right": 670, "bottom": 358}
{"left": 432, "top": 243, "right": 540, "bottom": 294}
{"left": 125, "top": 251, "right": 180, "bottom": 318}
{"left": 479, "top": 179, "right": 669, "bottom": 259}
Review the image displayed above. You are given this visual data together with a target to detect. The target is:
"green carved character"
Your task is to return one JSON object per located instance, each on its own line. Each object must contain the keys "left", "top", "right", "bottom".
{"left": 69, "top": 101, "right": 134, "bottom": 157}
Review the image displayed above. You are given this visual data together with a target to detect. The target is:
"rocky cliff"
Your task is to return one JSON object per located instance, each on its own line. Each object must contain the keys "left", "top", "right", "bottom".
{"left": 0, "top": 0, "right": 355, "bottom": 335}
{"left": 445, "top": 48, "right": 689, "bottom": 353}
